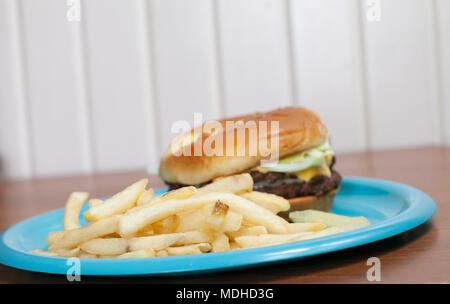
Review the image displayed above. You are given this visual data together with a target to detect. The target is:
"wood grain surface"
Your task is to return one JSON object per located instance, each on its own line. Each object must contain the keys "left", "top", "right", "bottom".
{"left": 0, "top": 147, "right": 448, "bottom": 283}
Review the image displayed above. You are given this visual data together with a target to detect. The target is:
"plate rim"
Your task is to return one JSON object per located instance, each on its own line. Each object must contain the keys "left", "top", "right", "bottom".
{"left": 0, "top": 177, "right": 437, "bottom": 276}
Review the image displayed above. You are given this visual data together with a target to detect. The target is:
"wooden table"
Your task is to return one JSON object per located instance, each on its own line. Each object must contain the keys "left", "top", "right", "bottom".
{"left": 0, "top": 146, "right": 449, "bottom": 283}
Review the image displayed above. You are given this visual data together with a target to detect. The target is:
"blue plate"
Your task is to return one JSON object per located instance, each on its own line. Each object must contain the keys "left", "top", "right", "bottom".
{"left": 0, "top": 177, "right": 436, "bottom": 276}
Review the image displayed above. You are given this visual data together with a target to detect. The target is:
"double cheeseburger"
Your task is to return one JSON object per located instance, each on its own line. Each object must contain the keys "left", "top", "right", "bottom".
{"left": 159, "top": 107, "right": 341, "bottom": 214}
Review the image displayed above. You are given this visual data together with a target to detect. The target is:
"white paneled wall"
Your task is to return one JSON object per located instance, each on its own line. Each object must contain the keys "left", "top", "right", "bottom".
{"left": 150, "top": 0, "right": 221, "bottom": 156}
{"left": 83, "top": 0, "right": 154, "bottom": 172}
{"left": 363, "top": 0, "right": 442, "bottom": 149}
{"left": 217, "top": 0, "right": 294, "bottom": 115}
{"left": 289, "top": 0, "right": 369, "bottom": 151}
{"left": 1, "top": 0, "right": 31, "bottom": 177}
{"left": 1, "top": 0, "right": 449, "bottom": 179}
{"left": 20, "top": 0, "right": 89, "bottom": 177}
{"left": 436, "top": 0, "right": 450, "bottom": 145}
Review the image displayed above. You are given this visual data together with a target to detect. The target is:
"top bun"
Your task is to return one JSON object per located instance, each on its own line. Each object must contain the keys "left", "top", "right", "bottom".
{"left": 159, "top": 107, "right": 329, "bottom": 185}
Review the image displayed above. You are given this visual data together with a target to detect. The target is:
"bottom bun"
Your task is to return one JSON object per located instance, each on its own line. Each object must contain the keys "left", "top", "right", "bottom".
{"left": 278, "top": 188, "right": 339, "bottom": 221}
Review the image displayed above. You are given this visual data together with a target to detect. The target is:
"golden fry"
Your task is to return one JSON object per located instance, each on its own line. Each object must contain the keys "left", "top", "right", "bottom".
{"left": 287, "top": 222, "right": 327, "bottom": 233}
{"left": 289, "top": 210, "right": 370, "bottom": 227}
{"left": 150, "top": 186, "right": 196, "bottom": 206}
{"left": 117, "top": 248, "right": 155, "bottom": 259}
{"left": 119, "top": 192, "right": 287, "bottom": 238}
{"left": 167, "top": 243, "right": 211, "bottom": 256}
{"left": 128, "top": 233, "right": 184, "bottom": 251}
{"left": 33, "top": 177, "right": 370, "bottom": 260}
{"left": 89, "top": 199, "right": 104, "bottom": 209}
{"left": 234, "top": 232, "right": 312, "bottom": 249}
{"left": 173, "top": 230, "right": 211, "bottom": 246}
{"left": 63, "top": 192, "right": 89, "bottom": 230}
{"left": 80, "top": 238, "right": 129, "bottom": 256}
{"left": 46, "top": 231, "right": 66, "bottom": 247}
{"left": 136, "top": 189, "right": 154, "bottom": 206}
{"left": 84, "top": 179, "right": 147, "bottom": 222}
{"left": 240, "top": 191, "right": 290, "bottom": 214}
{"left": 211, "top": 233, "right": 230, "bottom": 253}
{"left": 226, "top": 225, "right": 268, "bottom": 240}
{"left": 195, "top": 174, "right": 253, "bottom": 196}
{"left": 50, "top": 215, "right": 119, "bottom": 251}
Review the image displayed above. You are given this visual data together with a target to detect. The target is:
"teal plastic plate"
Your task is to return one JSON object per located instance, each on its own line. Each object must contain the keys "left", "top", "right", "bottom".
{"left": 0, "top": 177, "right": 437, "bottom": 276}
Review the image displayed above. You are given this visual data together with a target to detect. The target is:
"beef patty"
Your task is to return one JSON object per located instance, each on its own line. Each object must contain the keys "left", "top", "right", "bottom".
{"left": 165, "top": 157, "right": 341, "bottom": 199}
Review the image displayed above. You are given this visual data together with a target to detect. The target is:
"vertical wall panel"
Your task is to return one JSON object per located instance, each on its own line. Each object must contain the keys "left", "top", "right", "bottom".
{"left": 150, "top": 0, "right": 221, "bottom": 154}
{"left": 289, "top": 0, "right": 368, "bottom": 152}
{"left": 436, "top": 0, "right": 450, "bottom": 145}
{"left": 1, "top": 0, "right": 449, "bottom": 179}
{"left": 83, "top": 0, "right": 156, "bottom": 171}
{"left": 20, "top": 0, "right": 87, "bottom": 177}
{"left": 70, "top": 2, "right": 94, "bottom": 174}
{"left": 362, "top": 0, "right": 440, "bottom": 149}
{"left": 0, "top": 0, "right": 31, "bottom": 179}
{"left": 217, "top": 0, "right": 293, "bottom": 116}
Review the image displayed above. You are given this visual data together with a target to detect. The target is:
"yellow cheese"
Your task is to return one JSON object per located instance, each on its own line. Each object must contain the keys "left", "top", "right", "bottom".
{"left": 325, "top": 154, "right": 333, "bottom": 166}
{"left": 295, "top": 166, "right": 331, "bottom": 182}
{"left": 253, "top": 165, "right": 331, "bottom": 181}
{"left": 254, "top": 167, "right": 269, "bottom": 174}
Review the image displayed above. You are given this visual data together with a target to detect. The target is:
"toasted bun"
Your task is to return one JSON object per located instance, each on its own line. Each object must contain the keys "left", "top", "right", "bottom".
{"left": 278, "top": 189, "right": 339, "bottom": 220}
{"left": 159, "top": 107, "right": 329, "bottom": 185}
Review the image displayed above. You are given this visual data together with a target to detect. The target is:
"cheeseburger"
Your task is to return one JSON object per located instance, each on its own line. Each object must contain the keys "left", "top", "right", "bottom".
{"left": 159, "top": 107, "right": 341, "bottom": 213}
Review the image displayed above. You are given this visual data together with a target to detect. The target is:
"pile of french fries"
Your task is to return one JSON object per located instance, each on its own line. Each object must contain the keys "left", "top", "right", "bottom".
{"left": 31, "top": 173, "right": 370, "bottom": 259}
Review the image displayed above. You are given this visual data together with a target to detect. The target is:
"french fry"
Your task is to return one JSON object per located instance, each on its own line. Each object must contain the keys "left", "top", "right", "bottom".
{"left": 84, "top": 179, "right": 148, "bottom": 222}
{"left": 221, "top": 211, "right": 243, "bottom": 232}
{"left": 239, "top": 191, "right": 290, "bottom": 214}
{"left": 287, "top": 222, "right": 327, "bottom": 233}
{"left": 51, "top": 247, "right": 81, "bottom": 258}
{"left": 134, "top": 225, "right": 154, "bottom": 236}
{"left": 98, "top": 255, "right": 118, "bottom": 259}
{"left": 119, "top": 192, "right": 288, "bottom": 238}
{"left": 29, "top": 249, "right": 58, "bottom": 257}
{"left": 212, "top": 193, "right": 288, "bottom": 233}
{"left": 176, "top": 202, "right": 228, "bottom": 232}
{"left": 46, "top": 231, "right": 66, "bottom": 247}
{"left": 194, "top": 173, "right": 253, "bottom": 196}
{"left": 128, "top": 233, "right": 184, "bottom": 251}
{"left": 295, "top": 223, "right": 370, "bottom": 241}
{"left": 211, "top": 233, "right": 230, "bottom": 252}
{"left": 124, "top": 204, "right": 147, "bottom": 215}
{"left": 149, "top": 186, "right": 197, "bottom": 206}
{"left": 118, "top": 248, "right": 155, "bottom": 259}
{"left": 152, "top": 215, "right": 180, "bottom": 234}
{"left": 167, "top": 245, "right": 201, "bottom": 256}
{"left": 78, "top": 250, "right": 98, "bottom": 259}
{"left": 229, "top": 242, "right": 241, "bottom": 250}
{"left": 167, "top": 243, "right": 211, "bottom": 256}
{"left": 234, "top": 232, "right": 313, "bottom": 249}
{"left": 33, "top": 177, "right": 371, "bottom": 259}
{"left": 175, "top": 210, "right": 203, "bottom": 233}
{"left": 197, "top": 243, "right": 212, "bottom": 252}
{"left": 50, "top": 215, "right": 119, "bottom": 251}
{"left": 226, "top": 225, "right": 268, "bottom": 240}
{"left": 156, "top": 249, "right": 169, "bottom": 257}
{"left": 173, "top": 230, "right": 211, "bottom": 246}
{"left": 235, "top": 222, "right": 370, "bottom": 249}
{"left": 136, "top": 189, "right": 154, "bottom": 206}
{"left": 169, "top": 202, "right": 239, "bottom": 233}
{"left": 289, "top": 210, "right": 370, "bottom": 227}
{"left": 63, "top": 192, "right": 89, "bottom": 230}
{"left": 205, "top": 201, "right": 229, "bottom": 229}
{"left": 89, "top": 199, "right": 104, "bottom": 209}
{"left": 80, "top": 238, "right": 129, "bottom": 256}
{"left": 118, "top": 196, "right": 213, "bottom": 237}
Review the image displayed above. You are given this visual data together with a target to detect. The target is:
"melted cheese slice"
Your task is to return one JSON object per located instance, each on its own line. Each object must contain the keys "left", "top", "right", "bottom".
{"left": 294, "top": 166, "right": 331, "bottom": 182}
{"left": 254, "top": 165, "right": 331, "bottom": 182}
